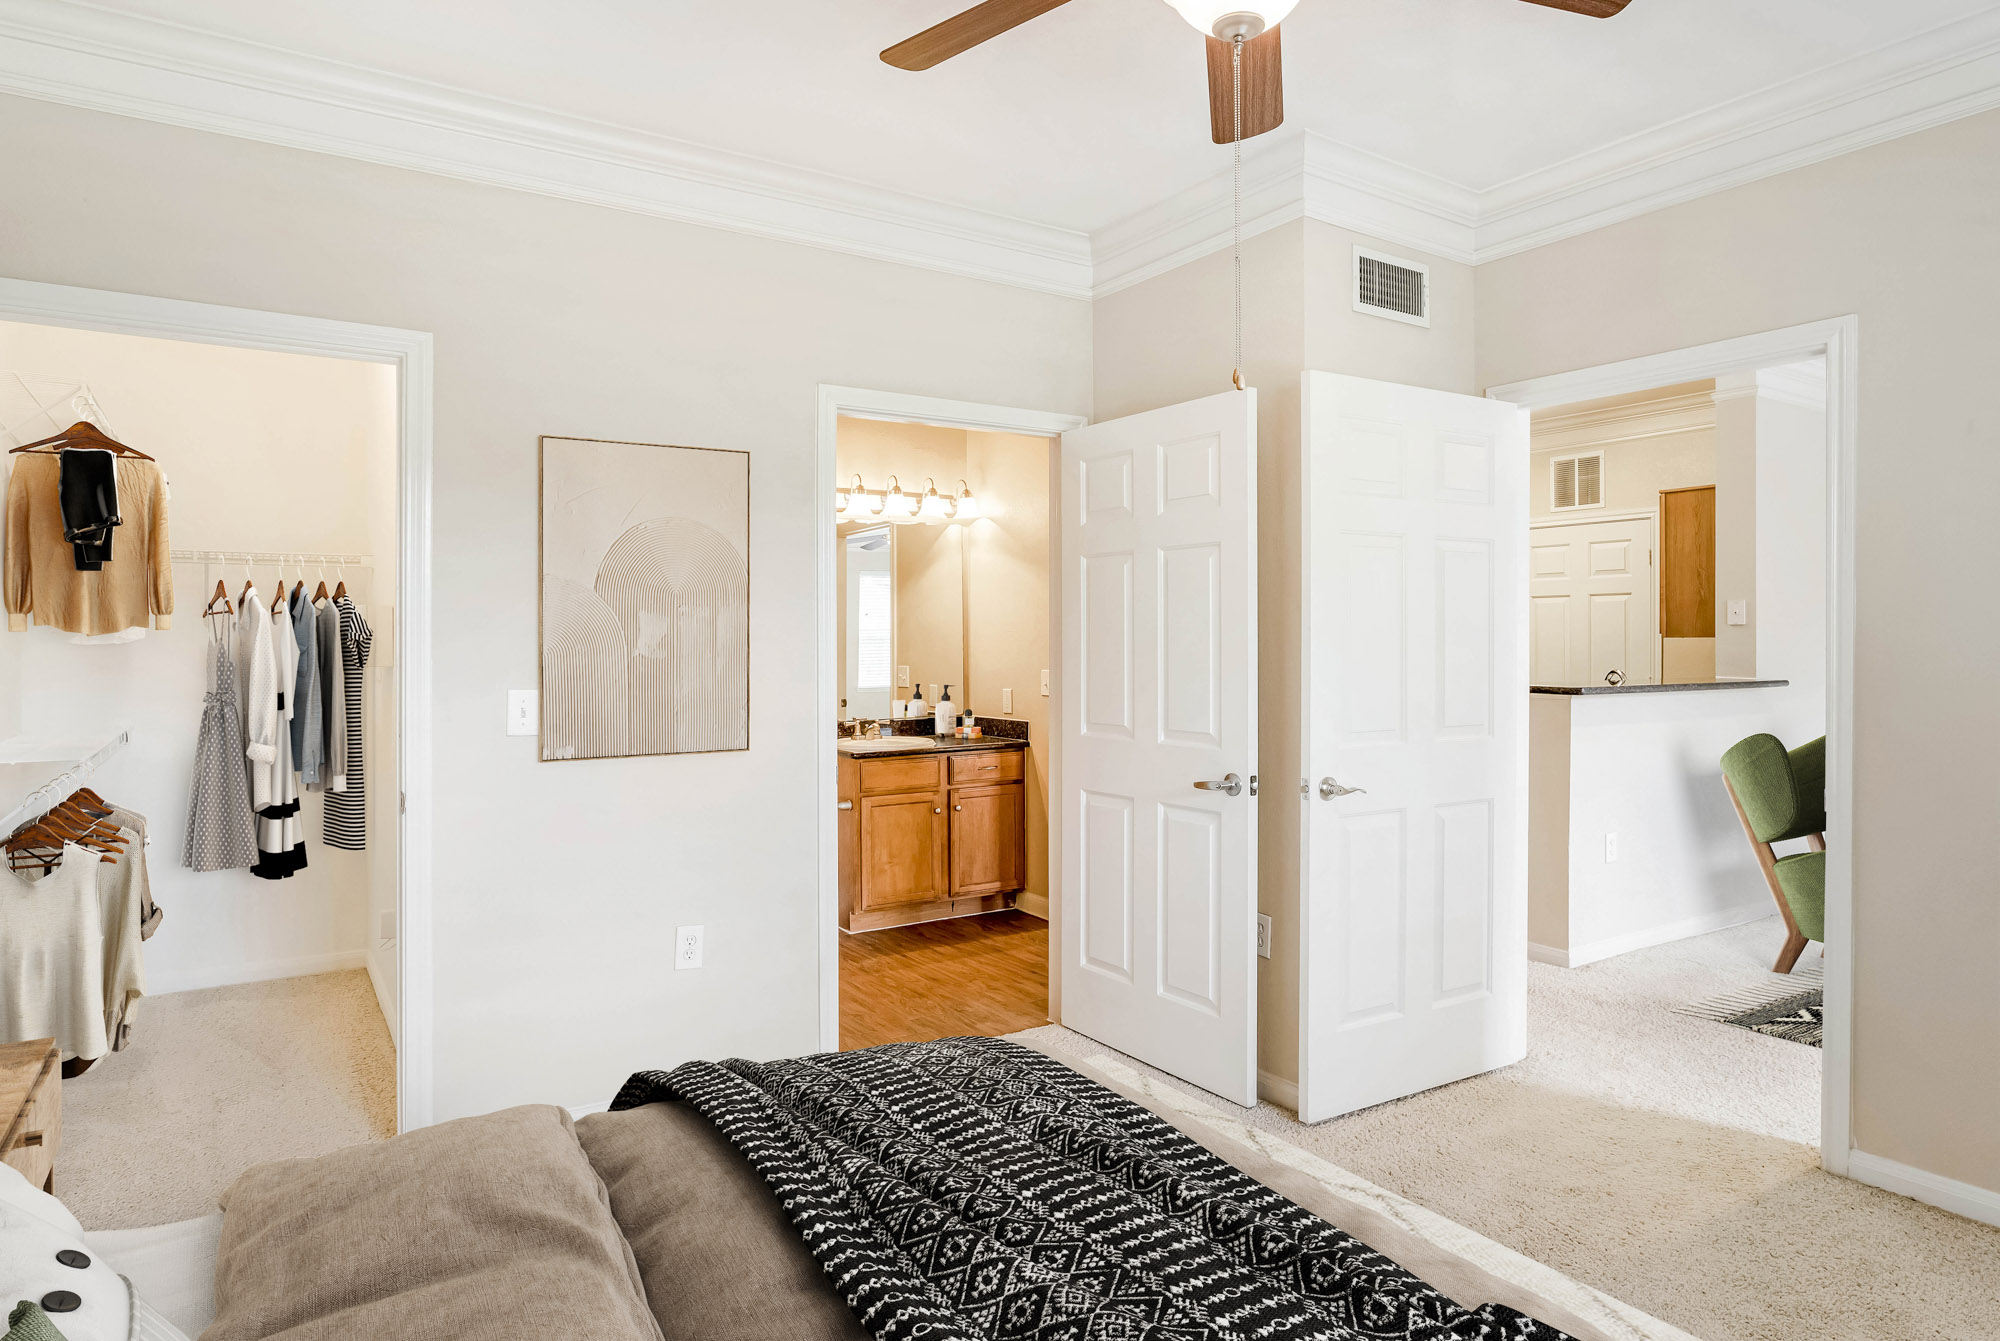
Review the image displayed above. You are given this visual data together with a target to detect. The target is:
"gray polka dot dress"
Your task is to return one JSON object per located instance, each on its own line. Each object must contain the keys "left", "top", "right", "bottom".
{"left": 184, "top": 617, "right": 258, "bottom": 872}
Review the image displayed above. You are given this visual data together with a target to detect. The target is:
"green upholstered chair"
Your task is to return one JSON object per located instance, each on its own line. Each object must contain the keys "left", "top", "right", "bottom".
{"left": 1720, "top": 733, "right": 1826, "bottom": 972}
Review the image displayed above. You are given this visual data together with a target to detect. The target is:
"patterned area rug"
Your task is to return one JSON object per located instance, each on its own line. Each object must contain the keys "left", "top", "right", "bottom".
{"left": 1678, "top": 973, "right": 1824, "bottom": 1047}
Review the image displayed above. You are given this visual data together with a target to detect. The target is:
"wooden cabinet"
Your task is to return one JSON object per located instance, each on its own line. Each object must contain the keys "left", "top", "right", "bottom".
{"left": 1, "top": 1037, "right": 59, "bottom": 1195}
{"left": 840, "top": 746, "right": 1028, "bottom": 931}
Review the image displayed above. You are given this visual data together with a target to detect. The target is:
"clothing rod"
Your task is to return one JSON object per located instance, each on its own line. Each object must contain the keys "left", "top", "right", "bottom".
{"left": 0, "top": 729, "right": 131, "bottom": 836}
{"left": 171, "top": 550, "right": 372, "bottom": 566}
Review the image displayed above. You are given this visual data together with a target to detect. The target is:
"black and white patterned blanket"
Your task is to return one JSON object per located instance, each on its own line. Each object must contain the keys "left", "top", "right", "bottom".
{"left": 611, "top": 1036, "right": 1574, "bottom": 1341}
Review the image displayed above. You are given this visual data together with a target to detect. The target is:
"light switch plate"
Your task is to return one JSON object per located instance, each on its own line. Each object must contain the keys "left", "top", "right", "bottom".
{"left": 675, "top": 925, "right": 704, "bottom": 971}
{"left": 507, "top": 690, "right": 538, "bottom": 736}
{"left": 1727, "top": 600, "right": 1748, "bottom": 626}
{"left": 898, "top": 666, "right": 909, "bottom": 687}
{"left": 1605, "top": 832, "right": 1619, "bottom": 863}
{"left": 1040, "top": 669, "right": 1051, "bottom": 697}
{"left": 1001, "top": 687, "right": 1014, "bottom": 713}
{"left": 1256, "top": 914, "right": 1273, "bottom": 959}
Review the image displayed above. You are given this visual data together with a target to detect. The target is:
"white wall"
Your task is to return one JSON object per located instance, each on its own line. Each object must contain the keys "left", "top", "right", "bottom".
{"left": 1752, "top": 370, "right": 1828, "bottom": 746}
{"left": 1529, "top": 689, "right": 1793, "bottom": 966}
{"left": 0, "top": 319, "right": 396, "bottom": 999}
{"left": 1478, "top": 106, "right": 2000, "bottom": 1196}
{"left": 0, "top": 93, "right": 1093, "bottom": 1121}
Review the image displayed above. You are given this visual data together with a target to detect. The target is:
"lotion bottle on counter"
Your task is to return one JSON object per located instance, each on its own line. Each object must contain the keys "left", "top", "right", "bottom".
{"left": 934, "top": 685, "right": 954, "bottom": 734}
{"left": 906, "top": 682, "right": 926, "bottom": 721}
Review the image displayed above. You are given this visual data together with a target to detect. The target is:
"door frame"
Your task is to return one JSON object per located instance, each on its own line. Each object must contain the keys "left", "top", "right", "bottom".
{"left": 814, "top": 386, "right": 1084, "bottom": 1051}
{"left": 1487, "top": 315, "right": 1858, "bottom": 1178}
{"left": 0, "top": 275, "right": 438, "bottom": 1130}
{"left": 1527, "top": 509, "right": 1661, "bottom": 686}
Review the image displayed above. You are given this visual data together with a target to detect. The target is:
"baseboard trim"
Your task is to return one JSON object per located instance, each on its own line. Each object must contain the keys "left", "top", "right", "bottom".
{"left": 1257, "top": 1068, "right": 1299, "bottom": 1112}
{"left": 1848, "top": 1150, "right": 2000, "bottom": 1229}
{"left": 366, "top": 952, "right": 400, "bottom": 1050}
{"left": 149, "top": 949, "right": 368, "bottom": 997}
{"left": 1013, "top": 891, "right": 1049, "bottom": 921}
{"left": 1545, "top": 903, "right": 1773, "bottom": 969}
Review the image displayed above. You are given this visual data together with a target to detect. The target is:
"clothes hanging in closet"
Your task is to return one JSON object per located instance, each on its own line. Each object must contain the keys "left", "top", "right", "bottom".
{"left": 0, "top": 843, "right": 109, "bottom": 1064}
{"left": 96, "top": 815, "right": 149, "bottom": 1051}
{"left": 5, "top": 452, "right": 172, "bottom": 635}
{"left": 253, "top": 594, "right": 308, "bottom": 880}
{"left": 104, "top": 805, "right": 163, "bottom": 940}
{"left": 290, "top": 583, "right": 324, "bottom": 786}
{"left": 314, "top": 596, "right": 347, "bottom": 794}
{"left": 57, "top": 447, "right": 119, "bottom": 569}
{"left": 184, "top": 616, "right": 257, "bottom": 872}
{"left": 323, "top": 596, "right": 372, "bottom": 850}
{"left": 232, "top": 585, "right": 280, "bottom": 808}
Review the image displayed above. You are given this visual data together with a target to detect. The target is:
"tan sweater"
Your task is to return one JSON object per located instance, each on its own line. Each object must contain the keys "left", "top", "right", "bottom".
{"left": 4, "top": 453, "right": 173, "bottom": 635}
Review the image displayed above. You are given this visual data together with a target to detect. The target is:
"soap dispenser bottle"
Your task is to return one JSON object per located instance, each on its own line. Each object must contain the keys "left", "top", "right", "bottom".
{"left": 934, "top": 685, "right": 954, "bottom": 735}
{"left": 906, "top": 681, "right": 926, "bottom": 721}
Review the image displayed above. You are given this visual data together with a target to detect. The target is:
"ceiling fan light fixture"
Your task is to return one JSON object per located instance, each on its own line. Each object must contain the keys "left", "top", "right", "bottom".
{"left": 1165, "top": 0, "right": 1297, "bottom": 41}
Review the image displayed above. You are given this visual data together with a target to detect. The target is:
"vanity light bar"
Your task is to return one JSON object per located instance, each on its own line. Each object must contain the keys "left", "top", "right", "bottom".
{"left": 835, "top": 475, "right": 980, "bottom": 524}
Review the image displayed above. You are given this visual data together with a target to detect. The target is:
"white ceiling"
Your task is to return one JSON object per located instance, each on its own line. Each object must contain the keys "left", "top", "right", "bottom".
{"left": 51, "top": 0, "right": 2000, "bottom": 234}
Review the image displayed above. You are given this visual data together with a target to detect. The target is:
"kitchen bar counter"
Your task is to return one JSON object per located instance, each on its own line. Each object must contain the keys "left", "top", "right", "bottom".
{"left": 1531, "top": 679, "right": 1790, "bottom": 697}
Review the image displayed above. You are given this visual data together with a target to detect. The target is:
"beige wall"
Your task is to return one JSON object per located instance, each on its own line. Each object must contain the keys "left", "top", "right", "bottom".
{"left": 1478, "top": 107, "right": 2000, "bottom": 1194}
{"left": 964, "top": 431, "right": 1053, "bottom": 905}
{"left": 1094, "top": 217, "right": 1477, "bottom": 1090}
{"left": 1712, "top": 376, "right": 1759, "bottom": 679}
{"left": 0, "top": 94, "right": 1092, "bottom": 1120}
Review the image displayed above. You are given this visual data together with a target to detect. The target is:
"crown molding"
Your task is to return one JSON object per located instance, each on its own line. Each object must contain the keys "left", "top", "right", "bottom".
{"left": 1530, "top": 390, "right": 1716, "bottom": 453}
{"left": 1756, "top": 360, "right": 1828, "bottom": 412}
{"left": 1091, "top": 7, "right": 2000, "bottom": 293}
{"left": 1, "top": 0, "right": 1996, "bottom": 304}
{"left": 0, "top": 0, "right": 1096, "bottom": 298}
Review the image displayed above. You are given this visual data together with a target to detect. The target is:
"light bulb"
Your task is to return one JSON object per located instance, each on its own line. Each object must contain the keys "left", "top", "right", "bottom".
{"left": 839, "top": 475, "right": 880, "bottom": 517}
{"left": 1164, "top": 0, "right": 1298, "bottom": 41}
{"left": 918, "top": 479, "right": 952, "bottom": 521}
{"left": 953, "top": 482, "right": 981, "bottom": 521}
{"left": 882, "top": 477, "right": 918, "bottom": 521}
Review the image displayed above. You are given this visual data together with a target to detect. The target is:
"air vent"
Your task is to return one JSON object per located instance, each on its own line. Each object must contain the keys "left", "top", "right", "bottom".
{"left": 1353, "top": 245, "right": 1430, "bottom": 327}
{"left": 1551, "top": 452, "right": 1604, "bottom": 511}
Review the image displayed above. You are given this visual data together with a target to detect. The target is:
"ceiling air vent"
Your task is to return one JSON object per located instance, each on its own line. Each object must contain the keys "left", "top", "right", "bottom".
{"left": 1551, "top": 452, "right": 1604, "bottom": 511}
{"left": 1353, "top": 245, "right": 1430, "bottom": 327}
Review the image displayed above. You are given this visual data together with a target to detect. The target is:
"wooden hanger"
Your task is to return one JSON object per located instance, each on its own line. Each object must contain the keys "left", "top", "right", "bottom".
{"left": 204, "top": 579, "right": 234, "bottom": 619}
{"left": 9, "top": 420, "right": 153, "bottom": 461}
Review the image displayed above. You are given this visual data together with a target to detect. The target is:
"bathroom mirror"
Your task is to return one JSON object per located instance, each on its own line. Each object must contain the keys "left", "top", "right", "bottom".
{"left": 838, "top": 521, "right": 965, "bottom": 722}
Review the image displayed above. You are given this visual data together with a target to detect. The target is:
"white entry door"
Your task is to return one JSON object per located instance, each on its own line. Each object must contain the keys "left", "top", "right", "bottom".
{"left": 1059, "top": 389, "right": 1259, "bottom": 1107}
{"left": 1528, "top": 515, "right": 1658, "bottom": 687}
{"left": 1299, "top": 372, "right": 1529, "bottom": 1124}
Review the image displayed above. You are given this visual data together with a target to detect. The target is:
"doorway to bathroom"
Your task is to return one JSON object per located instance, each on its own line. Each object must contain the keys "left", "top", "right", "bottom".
{"left": 816, "top": 387, "right": 1079, "bottom": 1052}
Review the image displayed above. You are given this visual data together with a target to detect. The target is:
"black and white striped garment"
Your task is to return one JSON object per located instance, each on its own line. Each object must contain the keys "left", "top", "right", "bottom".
{"left": 322, "top": 596, "right": 372, "bottom": 851}
{"left": 611, "top": 1037, "right": 1575, "bottom": 1341}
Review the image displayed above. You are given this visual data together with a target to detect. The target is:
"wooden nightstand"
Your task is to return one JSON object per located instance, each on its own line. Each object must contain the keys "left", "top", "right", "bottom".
{"left": 1, "top": 1037, "right": 60, "bottom": 1194}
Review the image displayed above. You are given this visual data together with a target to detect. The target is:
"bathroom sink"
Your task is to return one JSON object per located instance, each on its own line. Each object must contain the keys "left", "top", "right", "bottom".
{"left": 839, "top": 736, "right": 938, "bottom": 754}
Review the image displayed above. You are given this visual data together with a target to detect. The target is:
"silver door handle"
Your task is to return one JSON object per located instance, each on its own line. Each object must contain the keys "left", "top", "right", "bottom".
{"left": 1319, "top": 777, "right": 1367, "bottom": 799}
{"left": 1193, "top": 773, "right": 1243, "bottom": 797}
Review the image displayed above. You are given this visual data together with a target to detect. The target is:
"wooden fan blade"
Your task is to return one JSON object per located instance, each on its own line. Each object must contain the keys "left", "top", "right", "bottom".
{"left": 881, "top": 0, "right": 1075, "bottom": 71}
{"left": 1516, "top": 0, "right": 1633, "bottom": 16}
{"left": 1207, "top": 27, "right": 1283, "bottom": 145}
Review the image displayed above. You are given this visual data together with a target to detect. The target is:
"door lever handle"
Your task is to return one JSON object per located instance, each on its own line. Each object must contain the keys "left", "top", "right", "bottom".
{"left": 1193, "top": 773, "right": 1243, "bottom": 797}
{"left": 1319, "top": 777, "right": 1366, "bottom": 799}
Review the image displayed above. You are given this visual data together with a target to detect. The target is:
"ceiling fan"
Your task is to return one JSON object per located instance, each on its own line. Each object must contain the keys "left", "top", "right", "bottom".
{"left": 882, "top": 0, "right": 1634, "bottom": 144}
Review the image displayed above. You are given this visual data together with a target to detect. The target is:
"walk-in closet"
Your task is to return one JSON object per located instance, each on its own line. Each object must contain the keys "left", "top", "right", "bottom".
{"left": 0, "top": 319, "right": 400, "bottom": 1227}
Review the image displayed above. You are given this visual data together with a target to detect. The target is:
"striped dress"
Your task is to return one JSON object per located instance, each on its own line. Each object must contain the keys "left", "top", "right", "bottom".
{"left": 322, "top": 596, "right": 373, "bottom": 850}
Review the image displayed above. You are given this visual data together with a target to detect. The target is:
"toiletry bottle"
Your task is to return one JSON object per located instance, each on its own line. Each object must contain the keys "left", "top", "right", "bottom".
{"left": 906, "top": 682, "right": 926, "bottom": 722}
{"left": 935, "top": 685, "right": 953, "bottom": 734}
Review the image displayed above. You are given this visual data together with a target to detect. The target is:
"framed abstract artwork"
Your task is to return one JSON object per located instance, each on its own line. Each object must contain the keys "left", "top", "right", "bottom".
{"left": 538, "top": 435, "right": 750, "bottom": 760}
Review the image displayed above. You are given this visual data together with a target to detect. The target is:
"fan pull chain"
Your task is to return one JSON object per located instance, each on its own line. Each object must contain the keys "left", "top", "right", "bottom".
{"left": 1231, "top": 35, "right": 1245, "bottom": 392}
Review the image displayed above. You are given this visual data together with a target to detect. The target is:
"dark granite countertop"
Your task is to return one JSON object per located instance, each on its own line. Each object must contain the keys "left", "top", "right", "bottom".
{"left": 837, "top": 735, "right": 1029, "bottom": 755}
{"left": 1531, "top": 679, "right": 1791, "bottom": 696}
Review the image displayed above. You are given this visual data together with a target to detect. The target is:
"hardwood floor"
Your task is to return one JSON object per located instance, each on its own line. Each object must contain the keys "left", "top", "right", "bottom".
{"left": 839, "top": 910, "right": 1048, "bottom": 1051}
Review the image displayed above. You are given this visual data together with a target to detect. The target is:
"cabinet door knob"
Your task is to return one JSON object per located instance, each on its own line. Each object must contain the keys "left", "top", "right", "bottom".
{"left": 954, "top": 804, "right": 962, "bottom": 811}
{"left": 934, "top": 807, "right": 943, "bottom": 814}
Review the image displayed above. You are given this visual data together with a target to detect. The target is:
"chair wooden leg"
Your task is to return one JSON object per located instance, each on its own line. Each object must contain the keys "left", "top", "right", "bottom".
{"left": 1774, "top": 928, "right": 1809, "bottom": 974}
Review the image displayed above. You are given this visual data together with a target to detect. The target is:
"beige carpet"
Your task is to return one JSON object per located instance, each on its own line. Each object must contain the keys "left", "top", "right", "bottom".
{"left": 56, "top": 969, "right": 396, "bottom": 1230}
{"left": 1019, "top": 918, "right": 2000, "bottom": 1341}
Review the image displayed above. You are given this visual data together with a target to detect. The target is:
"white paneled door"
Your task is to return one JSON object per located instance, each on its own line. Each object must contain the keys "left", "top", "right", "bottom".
{"left": 1059, "top": 390, "right": 1258, "bottom": 1107}
{"left": 1528, "top": 515, "right": 1658, "bottom": 687}
{"left": 1299, "top": 372, "right": 1529, "bottom": 1124}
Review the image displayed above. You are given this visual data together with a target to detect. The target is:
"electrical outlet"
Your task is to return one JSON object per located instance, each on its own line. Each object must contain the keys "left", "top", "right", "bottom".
{"left": 1001, "top": 687, "right": 1014, "bottom": 714}
{"left": 1040, "top": 669, "right": 1050, "bottom": 697}
{"left": 1605, "top": 832, "right": 1619, "bottom": 863}
{"left": 898, "top": 666, "right": 909, "bottom": 687}
{"left": 675, "top": 925, "right": 705, "bottom": 971}
{"left": 1256, "top": 914, "right": 1273, "bottom": 959}
{"left": 506, "top": 689, "right": 538, "bottom": 736}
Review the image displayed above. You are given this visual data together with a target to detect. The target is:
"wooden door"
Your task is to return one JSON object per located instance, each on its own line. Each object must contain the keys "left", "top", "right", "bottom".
{"left": 1660, "top": 486, "right": 1715, "bottom": 637}
{"left": 1299, "top": 372, "right": 1530, "bottom": 1123}
{"left": 951, "top": 784, "right": 1025, "bottom": 895}
{"left": 858, "top": 791, "right": 946, "bottom": 910}
{"left": 1060, "top": 388, "right": 1260, "bottom": 1106}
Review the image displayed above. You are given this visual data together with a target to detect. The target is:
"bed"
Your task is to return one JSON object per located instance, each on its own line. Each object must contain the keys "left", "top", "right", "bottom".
{"left": 28, "top": 1038, "right": 1691, "bottom": 1341}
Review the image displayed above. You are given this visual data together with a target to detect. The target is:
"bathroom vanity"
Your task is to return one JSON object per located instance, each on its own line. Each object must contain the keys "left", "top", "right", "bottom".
{"left": 837, "top": 739, "right": 1029, "bottom": 932}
